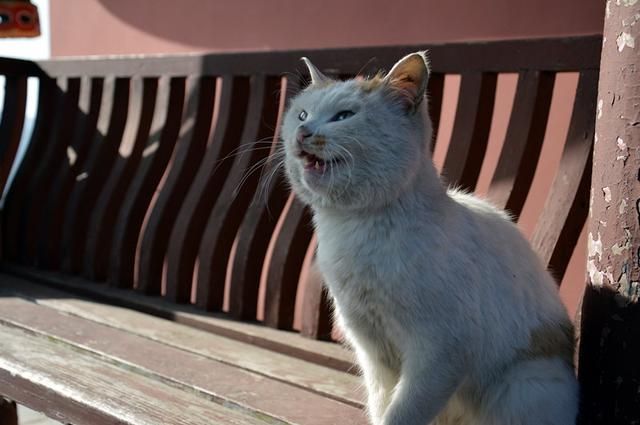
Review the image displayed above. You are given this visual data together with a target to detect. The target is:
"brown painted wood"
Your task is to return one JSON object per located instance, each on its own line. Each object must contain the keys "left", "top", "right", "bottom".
{"left": 427, "top": 72, "right": 444, "bottom": 152}
{"left": 3, "top": 265, "right": 355, "bottom": 373}
{"left": 196, "top": 75, "right": 280, "bottom": 312}
{"left": 2, "top": 77, "right": 55, "bottom": 261}
{"left": 264, "top": 196, "right": 314, "bottom": 330}
{"left": 19, "top": 78, "right": 80, "bottom": 264}
{"left": 31, "top": 36, "right": 601, "bottom": 78}
{"left": 137, "top": 76, "right": 217, "bottom": 295}
{"left": 58, "top": 77, "right": 130, "bottom": 274}
{"left": 165, "top": 76, "right": 249, "bottom": 303}
{"left": 0, "top": 76, "right": 27, "bottom": 197}
{"left": 530, "top": 69, "right": 598, "bottom": 280}
{"left": 0, "top": 324, "right": 267, "bottom": 425}
{"left": 0, "top": 398, "right": 17, "bottom": 425}
{"left": 227, "top": 76, "right": 298, "bottom": 320}
{"left": 83, "top": 77, "right": 158, "bottom": 281}
{"left": 0, "top": 275, "right": 362, "bottom": 408}
{"left": 441, "top": 72, "right": 497, "bottom": 190}
{"left": 487, "top": 70, "right": 555, "bottom": 218}
{"left": 36, "top": 77, "right": 103, "bottom": 269}
{"left": 0, "top": 57, "right": 44, "bottom": 78}
{"left": 0, "top": 300, "right": 365, "bottom": 424}
{"left": 300, "top": 254, "right": 334, "bottom": 341}
{"left": 108, "top": 77, "right": 186, "bottom": 288}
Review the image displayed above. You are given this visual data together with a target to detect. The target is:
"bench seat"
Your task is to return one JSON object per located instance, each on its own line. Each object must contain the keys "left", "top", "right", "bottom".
{"left": 0, "top": 271, "right": 366, "bottom": 425}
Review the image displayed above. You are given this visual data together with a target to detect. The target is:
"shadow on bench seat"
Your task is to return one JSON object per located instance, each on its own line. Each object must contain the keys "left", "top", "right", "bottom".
{"left": 0, "top": 35, "right": 600, "bottom": 424}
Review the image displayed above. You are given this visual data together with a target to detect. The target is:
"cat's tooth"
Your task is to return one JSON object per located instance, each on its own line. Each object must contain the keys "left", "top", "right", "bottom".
{"left": 315, "top": 161, "right": 321, "bottom": 170}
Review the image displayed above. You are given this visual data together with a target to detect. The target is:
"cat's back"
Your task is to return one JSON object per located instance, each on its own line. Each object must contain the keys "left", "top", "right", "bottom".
{"left": 445, "top": 188, "right": 568, "bottom": 321}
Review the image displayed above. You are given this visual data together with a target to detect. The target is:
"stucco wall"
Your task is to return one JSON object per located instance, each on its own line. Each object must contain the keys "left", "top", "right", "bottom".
{"left": 50, "top": 0, "right": 603, "bottom": 56}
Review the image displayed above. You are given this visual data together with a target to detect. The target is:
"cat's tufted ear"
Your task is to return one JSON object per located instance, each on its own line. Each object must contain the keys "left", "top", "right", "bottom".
{"left": 301, "top": 57, "right": 332, "bottom": 86}
{"left": 384, "top": 51, "right": 430, "bottom": 112}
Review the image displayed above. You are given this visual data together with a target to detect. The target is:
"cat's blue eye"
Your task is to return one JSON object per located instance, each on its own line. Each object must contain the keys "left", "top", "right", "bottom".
{"left": 331, "top": 110, "right": 355, "bottom": 122}
{"left": 298, "top": 110, "right": 308, "bottom": 121}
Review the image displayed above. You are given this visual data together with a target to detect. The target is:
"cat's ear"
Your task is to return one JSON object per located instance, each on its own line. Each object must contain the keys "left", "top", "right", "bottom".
{"left": 301, "top": 57, "right": 332, "bottom": 86}
{"left": 384, "top": 51, "right": 430, "bottom": 112}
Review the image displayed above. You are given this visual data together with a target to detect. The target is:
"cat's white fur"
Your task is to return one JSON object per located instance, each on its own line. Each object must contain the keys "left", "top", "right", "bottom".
{"left": 281, "top": 52, "right": 578, "bottom": 425}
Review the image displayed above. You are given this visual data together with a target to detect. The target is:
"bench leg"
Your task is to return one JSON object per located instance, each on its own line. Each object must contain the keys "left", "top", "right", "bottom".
{"left": 0, "top": 398, "right": 18, "bottom": 425}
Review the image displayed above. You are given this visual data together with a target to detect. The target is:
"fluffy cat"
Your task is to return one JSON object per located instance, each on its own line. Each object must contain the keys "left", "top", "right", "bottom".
{"left": 281, "top": 52, "right": 578, "bottom": 425}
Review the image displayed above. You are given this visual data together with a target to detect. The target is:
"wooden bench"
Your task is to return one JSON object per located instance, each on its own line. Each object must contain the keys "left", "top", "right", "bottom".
{"left": 0, "top": 35, "right": 601, "bottom": 424}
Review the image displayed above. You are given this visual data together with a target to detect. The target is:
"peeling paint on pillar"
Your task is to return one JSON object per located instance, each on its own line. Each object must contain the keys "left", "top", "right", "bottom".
{"left": 585, "top": 0, "right": 640, "bottom": 303}
{"left": 578, "top": 0, "right": 640, "bottom": 423}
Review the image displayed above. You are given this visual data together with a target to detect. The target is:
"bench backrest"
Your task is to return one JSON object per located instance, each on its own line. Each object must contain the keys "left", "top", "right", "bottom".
{"left": 0, "top": 36, "right": 601, "bottom": 340}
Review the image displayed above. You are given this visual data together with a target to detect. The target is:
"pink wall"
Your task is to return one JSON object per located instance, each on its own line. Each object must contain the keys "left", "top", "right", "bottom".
{"left": 50, "top": 0, "right": 603, "bottom": 56}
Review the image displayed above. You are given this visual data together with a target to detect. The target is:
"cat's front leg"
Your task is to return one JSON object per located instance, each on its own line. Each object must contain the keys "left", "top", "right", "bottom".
{"left": 356, "top": 350, "right": 398, "bottom": 425}
{"left": 381, "top": 348, "right": 463, "bottom": 425}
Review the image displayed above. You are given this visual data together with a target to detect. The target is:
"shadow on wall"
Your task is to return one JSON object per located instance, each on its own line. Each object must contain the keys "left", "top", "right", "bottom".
{"left": 54, "top": 0, "right": 606, "bottom": 54}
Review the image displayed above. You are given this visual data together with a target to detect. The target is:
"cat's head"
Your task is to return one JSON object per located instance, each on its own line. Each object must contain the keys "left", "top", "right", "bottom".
{"left": 281, "top": 52, "right": 433, "bottom": 211}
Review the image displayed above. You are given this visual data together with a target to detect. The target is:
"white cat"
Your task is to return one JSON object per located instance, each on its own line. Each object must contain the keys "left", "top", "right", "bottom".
{"left": 281, "top": 52, "right": 578, "bottom": 425}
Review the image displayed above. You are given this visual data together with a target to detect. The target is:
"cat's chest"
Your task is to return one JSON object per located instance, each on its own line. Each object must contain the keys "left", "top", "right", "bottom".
{"left": 316, "top": 226, "right": 404, "bottom": 369}
{"left": 314, "top": 214, "right": 406, "bottom": 327}
{"left": 315, "top": 218, "right": 400, "bottom": 296}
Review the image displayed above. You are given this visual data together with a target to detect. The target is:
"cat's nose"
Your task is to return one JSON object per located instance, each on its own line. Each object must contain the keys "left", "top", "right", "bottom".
{"left": 296, "top": 126, "right": 313, "bottom": 145}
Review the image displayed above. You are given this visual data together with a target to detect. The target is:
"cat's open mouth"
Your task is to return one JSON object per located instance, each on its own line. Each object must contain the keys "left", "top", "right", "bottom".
{"left": 299, "top": 150, "right": 343, "bottom": 174}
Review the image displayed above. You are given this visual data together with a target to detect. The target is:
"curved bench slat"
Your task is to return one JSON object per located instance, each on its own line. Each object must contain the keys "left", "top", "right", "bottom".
{"left": 58, "top": 77, "right": 131, "bottom": 274}
{"left": 299, "top": 240, "right": 334, "bottom": 340}
{"left": 263, "top": 196, "right": 315, "bottom": 330}
{"left": 427, "top": 72, "right": 444, "bottom": 153}
{"left": 0, "top": 75, "right": 27, "bottom": 197}
{"left": 137, "top": 76, "right": 217, "bottom": 295}
{"left": 195, "top": 75, "right": 282, "bottom": 312}
{"left": 83, "top": 77, "right": 158, "bottom": 281}
{"left": 165, "top": 76, "right": 249, "bottom": 304}
{"left": 108, "top": 77, "right": 186, "bottom": 288}
{"left": 442, "top": 72, "right": 497, "bottom": 191}
{"left": 3, "top": 77, "right": 56, "bottom": 261}
{"left": 227, "top": 75, "right": 300, "bottom": 320}
{"left": 487, "top": 70, "right": 555, "bottom": 219}
{"left": 20, "top": 78, "right": 81, "bottom": 264}
{"left": 531, "top": 69, "right": 598, "bottom": 280}
{"left": 36, "top": 77, "right": 104, "bottom": 269}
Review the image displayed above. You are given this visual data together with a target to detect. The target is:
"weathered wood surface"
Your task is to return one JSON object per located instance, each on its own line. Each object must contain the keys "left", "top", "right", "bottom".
{"left": 2, "top": 265, "right": 354, "bottom": 372}
{"left": 0, "top": 324, "right": 269, "bottom": 425}
{"left": 0, "top": 274, "right": 362, "bottom": 408}
{"left": 0, "top": 302, "right": 365, "bottom": 424}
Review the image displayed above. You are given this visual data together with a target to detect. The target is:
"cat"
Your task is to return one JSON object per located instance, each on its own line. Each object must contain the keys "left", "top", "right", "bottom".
{"left": 280, "top": 52, "right": 578, "bottom": 425}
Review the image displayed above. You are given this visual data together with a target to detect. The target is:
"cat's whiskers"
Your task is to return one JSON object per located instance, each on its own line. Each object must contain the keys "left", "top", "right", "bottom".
{"left": 206, "top": 142, "right": 276, "bottom": 178}
{"left": 232, "top": 152, "right": 280, "bottom": 199}
{"left": 259, "top": 158, "right": 286, "bottom": 216}
{"left": 257, "top": 149, "right": 286, "bottom": 202}
{"left": 329, "top": 143, "right": 355, "bottom": 197}
{"left": 342, "top": 135, "right": 366, "bottom": 153}
{"left": 219, "top": 138, "right": 276, "bottom": 162}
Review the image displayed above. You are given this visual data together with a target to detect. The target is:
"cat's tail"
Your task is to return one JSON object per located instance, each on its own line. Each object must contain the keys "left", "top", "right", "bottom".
{"left": 479, "top": 357, "right": 579, "bottom": 425}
